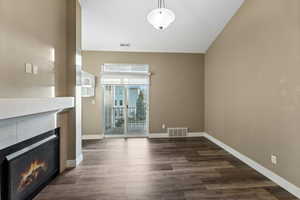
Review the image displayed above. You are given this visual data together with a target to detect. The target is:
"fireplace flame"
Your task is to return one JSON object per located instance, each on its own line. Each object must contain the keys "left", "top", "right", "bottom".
{"left": 18, "top": 160, "right": 47, "bottom": 192}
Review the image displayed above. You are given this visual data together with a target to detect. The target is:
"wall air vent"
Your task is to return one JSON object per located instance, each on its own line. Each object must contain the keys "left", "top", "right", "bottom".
{"left": 120, "top": 43, "right": 131, "bottom": 47}
{"left": 168, "top": 128, "right": 188, "bottom": 137}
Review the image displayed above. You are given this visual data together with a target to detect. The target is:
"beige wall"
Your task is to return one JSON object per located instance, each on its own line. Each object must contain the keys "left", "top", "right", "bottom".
{"left": 0, "top": 0, "right": 82, "bottom": 170}
{"left": 82, "top": 51, "right": 205, "bottom": 135}
{"left": 0, "top": 0, "right": 69, "bottom": 170}
{"left": 205, "top": 0, "right": 300, "bottom": 187}
{"left": 66, "top": 0, "right": 82, "bottom": 160}
{"left": 0, "top": 0, "right": 67, "bottom": 98}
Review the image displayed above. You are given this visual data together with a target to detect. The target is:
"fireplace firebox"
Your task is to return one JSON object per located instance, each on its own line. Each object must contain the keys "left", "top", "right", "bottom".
{"left": 0, "top": 129, "right": 60, "bottom": 200}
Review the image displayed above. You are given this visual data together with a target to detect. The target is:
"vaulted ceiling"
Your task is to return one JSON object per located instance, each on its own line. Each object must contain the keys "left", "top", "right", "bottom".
{"left": 82, "top": 0, "right": 244, "bottom": 53}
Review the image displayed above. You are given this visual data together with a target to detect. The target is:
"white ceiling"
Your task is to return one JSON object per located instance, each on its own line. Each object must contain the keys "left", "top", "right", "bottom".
{"left": 82, "top": 0, "right": 244, "bottom": 53}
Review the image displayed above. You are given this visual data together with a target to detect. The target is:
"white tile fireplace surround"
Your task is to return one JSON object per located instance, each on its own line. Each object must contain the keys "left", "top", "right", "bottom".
{"left": 0, "top": 98, "right": 74, "bottom": 150}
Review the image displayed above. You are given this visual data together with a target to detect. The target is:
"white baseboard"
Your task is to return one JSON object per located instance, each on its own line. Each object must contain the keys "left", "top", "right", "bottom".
{"left": 82, "top": 134, "right": 104, "bottom": 140}
{"left": 66, "top": 153, "right": 83, "bottom": 168}
{"left": 202, "top": 132, "right": 300, "bottom": 199}
{"left": 189, "top": 132, "right": 205, "bottom": 137}
{"left": 148, "top": 133, "right": 168, "bottom": 138}
{"left": 148, "top": 132, "right": 204, "bottom": 138}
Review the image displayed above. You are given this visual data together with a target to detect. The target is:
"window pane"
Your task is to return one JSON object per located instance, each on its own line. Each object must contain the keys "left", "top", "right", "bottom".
{"left": 103, "top": 64, "right": 149, "bottom": 73}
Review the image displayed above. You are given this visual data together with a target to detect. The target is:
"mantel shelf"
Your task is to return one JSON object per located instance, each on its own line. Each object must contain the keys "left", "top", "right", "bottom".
{"left": 0, "top": 97, "right": 74, "bottom": 120}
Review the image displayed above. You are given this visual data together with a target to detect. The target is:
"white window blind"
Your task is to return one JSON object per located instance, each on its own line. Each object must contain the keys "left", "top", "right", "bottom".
{"left": 101, "top": 64, "right": 150, "bottom": 85}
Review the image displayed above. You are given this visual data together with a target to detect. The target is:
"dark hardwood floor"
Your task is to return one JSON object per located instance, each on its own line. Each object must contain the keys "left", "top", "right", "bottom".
{"left": 35, "top": 137, "right": 298, "bottom": 200}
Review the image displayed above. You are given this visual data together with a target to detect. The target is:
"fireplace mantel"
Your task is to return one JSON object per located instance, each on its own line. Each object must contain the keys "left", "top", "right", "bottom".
{"left": 0, "top": 97, "right": 74, "bottom": 120}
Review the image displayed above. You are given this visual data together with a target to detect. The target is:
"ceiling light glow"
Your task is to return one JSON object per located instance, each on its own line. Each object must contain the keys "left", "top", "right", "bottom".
{"left": 147, "top": 0, "right": 175, "bottom": 30}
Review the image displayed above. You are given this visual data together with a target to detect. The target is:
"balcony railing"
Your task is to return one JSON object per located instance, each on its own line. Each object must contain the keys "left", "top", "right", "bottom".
{"left": 105, "top": 106, "right": 147, "bottom": 131}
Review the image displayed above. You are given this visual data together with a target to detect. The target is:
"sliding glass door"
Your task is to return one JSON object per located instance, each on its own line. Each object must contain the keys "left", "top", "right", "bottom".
{"left": 104, "top": 85, "right": 148, "bottom": 137}
{"left": 126, "top": 85, "right": 148, "bottom": 136}
{"left": 104, "top": 85, "right": 126, "bottom": 136}
{"left": 102, "top": 63, "right": 150, "bottom": 137}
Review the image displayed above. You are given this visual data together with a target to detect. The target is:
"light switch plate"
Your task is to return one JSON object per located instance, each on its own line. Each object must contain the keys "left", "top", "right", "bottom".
{"left": 25, "top": 63, "right": 32, "bottom": 74}
{"left": 33, "top": 65, "right": 38, "bottom": 74}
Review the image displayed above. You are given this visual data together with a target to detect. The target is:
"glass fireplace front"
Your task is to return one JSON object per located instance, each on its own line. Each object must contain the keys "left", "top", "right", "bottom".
{"left": 1, "top": 131, "right": 59, "bottom": 200}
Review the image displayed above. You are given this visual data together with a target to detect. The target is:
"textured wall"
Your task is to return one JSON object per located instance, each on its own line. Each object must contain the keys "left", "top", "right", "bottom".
{"left": 205, "top": 0, "right": 300, "bottom": 187}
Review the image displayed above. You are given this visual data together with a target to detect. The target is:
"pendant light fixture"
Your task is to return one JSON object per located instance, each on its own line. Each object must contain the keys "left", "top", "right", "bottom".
{"left": 147, "top": 0, "right": 175, "bottom": 30}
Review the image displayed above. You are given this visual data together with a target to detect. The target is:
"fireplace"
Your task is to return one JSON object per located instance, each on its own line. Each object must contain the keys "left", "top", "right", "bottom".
{"left": 0, "top": 129, "right": 60, "bottom": 200}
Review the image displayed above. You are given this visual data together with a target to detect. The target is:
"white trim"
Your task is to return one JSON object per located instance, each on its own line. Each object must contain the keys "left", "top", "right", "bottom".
{"left": 82, "top": 134, "right": 104, "bottom": 140}
{"left": 146, "top": 84, "right": 150, "bottom": 135}
{"left": 0, "top": 97, "right": 74, "bottom": 121}
{"left": 148, "top": 133, "right": 168, "bottom": 138}
{"left": 83, "top": 49, "right": 205, "bottom": 54}
{"left": 188, "top": 132, "right": 205, "bottom": 137}
{"left": 101, "top": 72, "right": 152, "bottom": 76}
{"left": 104, "top": 135, "right": 127, "bottom": 138}
{"left": 102, "top": 63, "right": 150, "bottom": 73}
{"left": 202, "top": 132, "right": 300, "bottom": 199}
{"left": 101, "top": 84, "right": 105, "bottom": 137}
{"left": 148, "top": 132, "right": 204, "bottom": 138}
{"left": 66, "top": 153, "right": 83, "bottom": 168}
{"left": 104, "top": 134, "right": 148, "bottom": 139}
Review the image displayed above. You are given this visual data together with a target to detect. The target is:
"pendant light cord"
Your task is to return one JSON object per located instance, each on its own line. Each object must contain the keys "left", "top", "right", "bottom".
{"left": 158, "top": 0, "right": 166, "bottom": 8}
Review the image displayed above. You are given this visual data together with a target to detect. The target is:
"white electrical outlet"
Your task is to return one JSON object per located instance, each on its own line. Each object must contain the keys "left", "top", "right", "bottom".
{"left": 162, "top": 124, "right": 166, "bottom": 129}
{"left": 271, "top": 155, "right": 277, "bottom": 165}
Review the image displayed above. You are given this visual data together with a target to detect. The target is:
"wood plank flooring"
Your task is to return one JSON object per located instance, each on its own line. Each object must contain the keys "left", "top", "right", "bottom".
{"left": 35, "top": 138, "right": 299, "bottom": 200}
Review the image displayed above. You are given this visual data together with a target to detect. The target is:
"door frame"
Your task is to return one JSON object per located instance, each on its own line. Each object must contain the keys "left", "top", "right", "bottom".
{"left": 102, "top": 84, "right": 150, "bottom": 138}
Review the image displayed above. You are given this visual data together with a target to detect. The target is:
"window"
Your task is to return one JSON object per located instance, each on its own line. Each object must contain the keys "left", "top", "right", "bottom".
{"left": 103, "top": 64, "right": 149, "bottom": 73}
{"left": 101, "top": 64, "right": 150, "bottom": 85}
